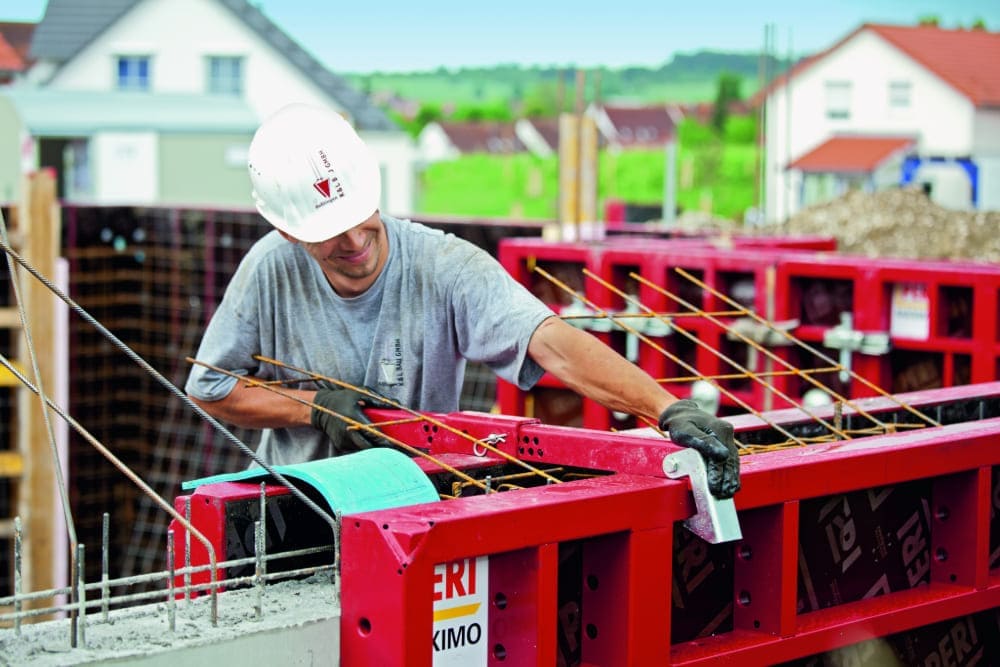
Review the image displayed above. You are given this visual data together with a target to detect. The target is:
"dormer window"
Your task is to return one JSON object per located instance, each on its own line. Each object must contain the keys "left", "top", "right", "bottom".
{"left": 116, "top": 55, "right": 150, "bottom": 91}
{"left": 207, "top": 56, "right": 244, "bottom": 96}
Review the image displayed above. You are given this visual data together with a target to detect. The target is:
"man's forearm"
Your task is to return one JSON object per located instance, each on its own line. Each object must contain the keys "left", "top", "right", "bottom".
{"left": 188, "top": 378, "right": 315, "bottom": 429}
{"left": 527, "top": 317, "right": 678, "bottom": 423}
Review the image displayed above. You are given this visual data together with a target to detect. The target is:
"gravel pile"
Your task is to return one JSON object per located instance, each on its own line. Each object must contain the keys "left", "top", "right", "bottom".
{"left": 776, "top": 189, "right": 1000, "bottom": 263}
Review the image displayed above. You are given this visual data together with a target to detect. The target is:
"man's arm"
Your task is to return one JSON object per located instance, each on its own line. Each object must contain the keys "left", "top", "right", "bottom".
{"left": 527, "top": 315, "right": 741, "bottom": 498}
{"left": 189, "top": 380, "right": 314, "bottom": 429}
{"left": 526, "top": 316, "right": 679, "bottom": 424}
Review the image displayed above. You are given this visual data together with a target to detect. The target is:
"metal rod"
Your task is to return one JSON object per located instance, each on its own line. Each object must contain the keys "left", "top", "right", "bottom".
{"left": 639, "top": 270, "right": 892, "bottom": 429}
{"left": 184, "top": 497, "right": 192, "bottom": 602}
{"left": 0, "top": 209, "right": 79, "bottom": 560}
{"left": 167, "top": 531, "right": 176, "bottom": 631}
{"left": 533, "top": 265, "right": 805, "bottom": 448}
{"left": 658, "top": 366, "right": 842, "bottom": 383}
{"left": 672, "top": 266, "right": 940, "bottom": 427}
{"left": 76, "top": 543, "right": 86, "bottom": 648}
{"left": 14, "top": 516, "right": 22, "bottom": 636}
{"left": 0, "top": 234, "right": 339, "bottom": 556}
{"left": 596, "top": 269, "right": 848, "bottom": 439}
{"left": 252, "top": 355, "right": 564, "bottom": 486}
{"left": 254, "top": 519, "right": 264, "bottom": 620}
{"left": 101, "top": 513, "right": 109, "bottom": 622}
{"left": 0, "top": 351, "right": 222, "bottom": 626}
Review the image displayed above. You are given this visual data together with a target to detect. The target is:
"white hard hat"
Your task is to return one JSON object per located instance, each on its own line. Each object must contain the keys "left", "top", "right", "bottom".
{"left": 247, "top": 103, "right": 381, "bottom": 243}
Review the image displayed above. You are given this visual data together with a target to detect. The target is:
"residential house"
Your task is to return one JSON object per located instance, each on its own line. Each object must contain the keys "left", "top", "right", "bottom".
{"left": 587, "top": 104, "right": 681, "bottom": 151}
{"left": 0, "top": 0, "right": 415, "bottom": 213}
{"left": 514, "top": 117, "right": 560, "bottom": 158}
{"left": 417, "top": 120, "right": 524, "bottom": 163}
{"left": 761, "top": 23, "right": 1000, "bottom": 223}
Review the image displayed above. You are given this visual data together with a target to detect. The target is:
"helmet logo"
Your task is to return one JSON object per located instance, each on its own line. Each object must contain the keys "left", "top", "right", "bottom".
{"left": 311, "top": 149, "right": 346, "bottom": 208}
{"left": 313, "top": 178, "right": 333, "bottom": 198}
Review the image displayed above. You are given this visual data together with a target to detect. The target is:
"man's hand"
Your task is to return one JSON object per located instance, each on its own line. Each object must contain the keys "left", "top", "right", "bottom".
{"left": 659, "top": 399, "right": 741, "bottom": 499}
{"left": 311, "top": 387, "right": 394, "bottom": 455}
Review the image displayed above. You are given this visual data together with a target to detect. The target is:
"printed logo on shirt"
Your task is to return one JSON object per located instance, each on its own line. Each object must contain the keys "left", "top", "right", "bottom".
{"left": 378, "top": 338, "right": 404, "bottom": 387}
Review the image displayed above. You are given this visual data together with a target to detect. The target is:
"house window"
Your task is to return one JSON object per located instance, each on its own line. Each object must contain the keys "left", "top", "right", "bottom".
{"left": 889, "top": 81, "right": 912, "bottom": 109}
{"left": 116, "top": 55, "right": 150, "bottom": 91}
{"left": 825, "top": 81, "right": 851, "bottom": 120}
{"left": 207, "top": 56, "right": 244, "bottom": 95}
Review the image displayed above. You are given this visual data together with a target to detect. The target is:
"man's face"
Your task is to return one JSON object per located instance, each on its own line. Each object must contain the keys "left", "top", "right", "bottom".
{"left": 296, "top": 211, "right": 388, "bottom": 297}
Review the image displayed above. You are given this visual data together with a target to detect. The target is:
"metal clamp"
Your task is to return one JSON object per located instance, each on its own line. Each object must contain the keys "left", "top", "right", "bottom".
{"left": 473, "top": 433, "right": 506, "bottom": 457}
{"left": 662, "top": 448, "right": 742, "bottom": 544}
{"left": 822, "top": 312, "right": 891, "bottom": 381}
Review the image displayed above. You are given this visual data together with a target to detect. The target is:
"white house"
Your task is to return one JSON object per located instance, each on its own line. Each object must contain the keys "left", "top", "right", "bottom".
{"left": 0, "top": 0, "right": 415, "bottom": 214}
{"left": 762, "top": 23, "right": 1000, "bottom": 222}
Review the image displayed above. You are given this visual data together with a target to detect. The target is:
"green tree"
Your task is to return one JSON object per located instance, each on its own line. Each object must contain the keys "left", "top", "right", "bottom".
{"left": 711, "top": 72, "right": 743, "bottom": 134}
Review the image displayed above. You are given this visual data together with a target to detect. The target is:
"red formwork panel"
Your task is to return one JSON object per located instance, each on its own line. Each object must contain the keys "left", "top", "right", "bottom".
{"left": 339, "top": 383, "right": 1000, "bottom": 666}
{"left": 774, "top": 253, "right": 1000, "bottom": 404}
{"left": 496, "top": 237, "right": 713, "bottom": 429}
{"left": 497, "top": 238, "right": 821, "bottom": 429}
{"left": 595, "top": 244, "right": 804, "bottom": 420}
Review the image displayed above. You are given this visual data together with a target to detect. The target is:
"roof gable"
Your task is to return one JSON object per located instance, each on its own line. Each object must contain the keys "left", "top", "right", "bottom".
{"left": 759, "top": 23, "right": 1000, "bottom": 108}
{"left": 27, "top": 0, "right": 396, "bottom": 131}
{"left": 869, "top": 24, "right": 1000, "bottom": 107}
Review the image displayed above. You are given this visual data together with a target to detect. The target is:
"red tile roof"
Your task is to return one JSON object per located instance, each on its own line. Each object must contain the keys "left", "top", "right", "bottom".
{"left": 788, "top": 136, "right": 915, "bottom": 172}
{"left": 602, "top": 106, "right": 676, "bottom": 147}
{"left": 0, "top": 21, "right": 35, "bottom": 63}
{"left": 438, "top": 121, "right": 524, "bottom": 154}
{"left": 870, "top": 24, "right": 1000, "bottom": 107}
{"left": 0, "top": 32, "right": 23, "bottom": 72}
{"left": 755, "top": 23, "right": 1000, "bottom": 108}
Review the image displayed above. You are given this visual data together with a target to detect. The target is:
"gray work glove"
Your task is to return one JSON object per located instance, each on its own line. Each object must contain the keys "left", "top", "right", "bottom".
{"left": 310, "top": 386, "right": 394, "bottom": 455}
{"left": 659, "top": 399, "right": 741, "bottom": 499}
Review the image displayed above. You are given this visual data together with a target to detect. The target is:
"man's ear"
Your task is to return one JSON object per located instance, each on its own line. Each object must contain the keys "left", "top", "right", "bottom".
{"left": 277, "top": 230, "right": 299, "bottom": 244}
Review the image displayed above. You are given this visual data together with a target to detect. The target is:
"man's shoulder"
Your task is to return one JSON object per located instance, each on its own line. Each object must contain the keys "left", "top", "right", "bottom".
{"left": 384, "top": 214, "right": 478, "bottom": 257}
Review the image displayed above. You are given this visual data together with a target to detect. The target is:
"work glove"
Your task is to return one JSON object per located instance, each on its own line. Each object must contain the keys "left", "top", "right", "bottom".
{"left": 310, "top": 386, "right": 394, "bottom": 455}
{"left": 659, "top": 399, "right": 741, "bottom": 499}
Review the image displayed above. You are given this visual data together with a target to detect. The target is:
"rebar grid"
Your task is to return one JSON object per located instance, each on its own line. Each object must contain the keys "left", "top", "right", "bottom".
{"left": 532, "top": 263, "right": 939, "bottom": 451}
{"left": 0, "top": 482, "right": 336, "bottom": 643}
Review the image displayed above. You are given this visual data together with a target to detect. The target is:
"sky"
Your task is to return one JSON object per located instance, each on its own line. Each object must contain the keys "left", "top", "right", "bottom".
{"left": 3, "top": 0, "right": 999, "bottom": 73}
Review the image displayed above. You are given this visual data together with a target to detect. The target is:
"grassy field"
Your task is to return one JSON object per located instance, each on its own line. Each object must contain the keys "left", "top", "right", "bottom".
{"left": 417, "top": 142, "right": 758, "bottom": 222}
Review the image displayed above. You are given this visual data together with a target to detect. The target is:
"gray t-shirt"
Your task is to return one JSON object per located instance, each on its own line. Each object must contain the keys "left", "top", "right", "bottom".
{"left": 185, "top": 214, "right": 554, "bottom": 465}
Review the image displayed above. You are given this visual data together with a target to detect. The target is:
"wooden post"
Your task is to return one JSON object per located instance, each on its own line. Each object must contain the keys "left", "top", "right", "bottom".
{"left": 15, "top": 169, "right": 61, "bottom": 600}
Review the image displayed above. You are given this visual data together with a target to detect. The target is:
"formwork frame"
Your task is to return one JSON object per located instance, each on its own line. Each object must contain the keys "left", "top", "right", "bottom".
{"left": 340, "top": 383, "right": 1000, "bottom": 666}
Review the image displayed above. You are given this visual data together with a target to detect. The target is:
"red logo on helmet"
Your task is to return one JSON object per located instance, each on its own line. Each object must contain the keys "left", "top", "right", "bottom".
{"left": 313, "top": 178, "right": 332, "bottom": 198}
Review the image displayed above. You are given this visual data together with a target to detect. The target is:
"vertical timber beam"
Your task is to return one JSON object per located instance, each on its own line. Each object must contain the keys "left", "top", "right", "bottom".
{"left": 16, "top": 170, "right": 61, "bottom": 600}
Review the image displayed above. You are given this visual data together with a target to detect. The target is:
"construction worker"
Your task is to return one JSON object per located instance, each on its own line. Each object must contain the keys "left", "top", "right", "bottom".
{"left": 185, "top": 103, "right": 739, "bottom": 498}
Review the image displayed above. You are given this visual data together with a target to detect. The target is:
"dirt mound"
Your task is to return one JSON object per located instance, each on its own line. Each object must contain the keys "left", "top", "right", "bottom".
{"left": 776, "top": 189, "right": 1000, "bottom": 263}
